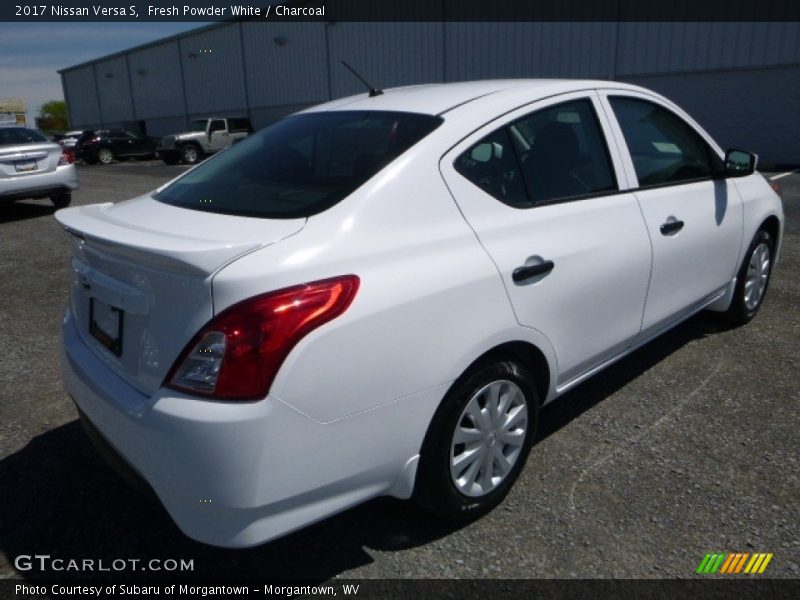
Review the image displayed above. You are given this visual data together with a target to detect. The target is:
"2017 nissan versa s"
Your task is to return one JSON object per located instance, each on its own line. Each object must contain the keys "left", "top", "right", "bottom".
{"left": 57, "top": 80, "right": 783, "bottom": 548}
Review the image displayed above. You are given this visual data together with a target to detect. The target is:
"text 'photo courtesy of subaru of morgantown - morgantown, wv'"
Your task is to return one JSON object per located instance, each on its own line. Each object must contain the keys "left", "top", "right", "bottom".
{"left": 56, "top": 79, "right": 783, "bottom": 548}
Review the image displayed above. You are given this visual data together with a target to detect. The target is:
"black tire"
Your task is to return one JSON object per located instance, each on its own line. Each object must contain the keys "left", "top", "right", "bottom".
{"left": 180, "top": 144, "right": 201, "bottom": 165}
{"left": 161, "top": 155, "right": 180, "bottom": 165}
{"left": 722, "top": 228, "right": 774, "bottom": 326}
{"left": 414, "top": 358, "right": 539, "bottom": 521}
{"left": 50, "top": 191, "right": 72, "bottom": 209}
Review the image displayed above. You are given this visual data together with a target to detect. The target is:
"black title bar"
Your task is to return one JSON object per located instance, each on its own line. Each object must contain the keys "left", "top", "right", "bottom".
{"left": 2, "top": 0, "right": 800, "bottom": 22}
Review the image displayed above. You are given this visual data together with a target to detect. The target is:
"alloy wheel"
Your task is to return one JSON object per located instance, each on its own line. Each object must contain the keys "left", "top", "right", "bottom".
{"left": 744, "top": 242, "right": 771, "bottom": 311}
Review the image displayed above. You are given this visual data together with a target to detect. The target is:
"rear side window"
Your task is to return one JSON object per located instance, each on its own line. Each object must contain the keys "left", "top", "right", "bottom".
{"left": 154, "top": 111, "right": 442, "bottom": 218}
{"left": 0, "top": 128, "right": 47, "bottom": 146}
{"left": 609, "top": 97, "right": 718, "bottom": 187}
{"left": 454, "top": 128, "right": 528, "bottom": 207}
{"left": 510, "top": 99, "right": 617, "bottom": 204}
{"left": 455, "top": 99, "right": 617, "bottom": 207}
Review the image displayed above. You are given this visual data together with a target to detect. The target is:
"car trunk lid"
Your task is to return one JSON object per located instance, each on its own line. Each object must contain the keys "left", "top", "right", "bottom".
{"left": 0, "top": 142, "right": 63, "bottom": 179}
{"left": 56, "top": 195, "right": 306, "bottom": 396}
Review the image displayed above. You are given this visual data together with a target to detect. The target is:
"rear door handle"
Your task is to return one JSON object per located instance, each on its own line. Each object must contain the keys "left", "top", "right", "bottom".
{"left": 660, "top": 219, "right": 684, "bottom": 236}
{"left": 512, "top": 260, "right": 554, "bottom": 284}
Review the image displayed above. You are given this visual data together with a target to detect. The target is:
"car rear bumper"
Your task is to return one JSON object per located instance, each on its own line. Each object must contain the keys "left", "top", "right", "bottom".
{"left": 61, "top": 310, "right": 429, "bottom": 547}
{"left": 0, "top": 164, "right": 78, "bottom": 200}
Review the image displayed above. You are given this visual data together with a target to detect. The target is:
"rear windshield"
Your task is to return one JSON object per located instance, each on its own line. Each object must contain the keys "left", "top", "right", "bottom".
{"left": 0, "top": 127, "right": 48, "bottom": 146}
{"left": 154, "top": 111, "right": 443, "bottom": 219}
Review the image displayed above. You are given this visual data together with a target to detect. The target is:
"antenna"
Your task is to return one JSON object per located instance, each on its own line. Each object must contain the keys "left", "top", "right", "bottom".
{"left": 340, "top": 61, "right": 383, "bottom": 97}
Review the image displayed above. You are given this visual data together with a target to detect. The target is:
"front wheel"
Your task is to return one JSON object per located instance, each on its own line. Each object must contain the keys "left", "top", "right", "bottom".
{"left": 180, "top": 144, "right": 201, "bottom": 164}
{"left": 414, "top": 359, "right": 539, "bottom": 520}
{"left": 722, "top": 229, "right": 774, "bottom": 326}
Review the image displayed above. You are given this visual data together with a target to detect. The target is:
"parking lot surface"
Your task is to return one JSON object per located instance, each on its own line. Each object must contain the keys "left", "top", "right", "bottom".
{"left": 1, "top": 162, "right": 798, "bottom": 580}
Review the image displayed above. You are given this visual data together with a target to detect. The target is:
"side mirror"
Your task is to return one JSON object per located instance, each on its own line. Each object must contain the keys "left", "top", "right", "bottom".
{"left": 724, "top": 149, "right": 757, "bottom": 177}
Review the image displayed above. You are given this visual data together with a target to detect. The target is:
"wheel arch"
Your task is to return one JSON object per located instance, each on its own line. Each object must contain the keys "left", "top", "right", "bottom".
{"left": 411, "top": 338, "right": 552, "bottom": 509}
{"left": 418, "top": 337, "right": 555, "bottom": 461}
{"left": 462, "top": 340, "right": 551, "bottom": 407}
{"left": 760, "top": 214, "right": 781, "bottom": 257}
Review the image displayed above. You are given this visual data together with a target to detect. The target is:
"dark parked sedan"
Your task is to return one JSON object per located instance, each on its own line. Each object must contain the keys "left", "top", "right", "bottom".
{"left": 56, "top": 130, "right": 91, "bottom": 149}
{"left": 76, "top": 129, "right": 159, "bottom": 164}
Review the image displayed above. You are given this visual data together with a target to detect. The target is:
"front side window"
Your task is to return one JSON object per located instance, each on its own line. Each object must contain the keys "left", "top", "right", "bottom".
{"left": 609, "top": 96, "right": 718, "bottom": 187}
{"left": 154, "top": 111, "right": 442, "bottom": 218}
{"left": 454, "top": 99, "right": 617, "bottom": 207}
{"left": 209, "top": 120, "right": 226, "bottom": 133}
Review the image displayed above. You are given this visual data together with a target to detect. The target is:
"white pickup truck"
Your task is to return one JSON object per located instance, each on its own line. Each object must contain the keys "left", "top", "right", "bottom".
{"left": 157, "top": 117, "right": 253, "bottom": 165}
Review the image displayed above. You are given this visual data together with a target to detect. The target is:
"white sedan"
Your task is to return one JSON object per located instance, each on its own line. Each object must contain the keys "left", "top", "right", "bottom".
{"left": 57, "top": 79, "right": 783, "bottom": 548}
{"left": 1, "top": 126, "right": 77, "bottom": 207}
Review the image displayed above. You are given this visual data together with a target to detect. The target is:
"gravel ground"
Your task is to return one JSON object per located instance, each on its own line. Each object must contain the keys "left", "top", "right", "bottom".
{"left": 0, "top": 162, "right": 798, "bottom": 581}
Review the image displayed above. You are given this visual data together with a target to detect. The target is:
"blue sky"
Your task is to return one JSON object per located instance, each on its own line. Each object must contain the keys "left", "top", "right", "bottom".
{"left": 0, "top": 22, "right": 209, "bottom": 125}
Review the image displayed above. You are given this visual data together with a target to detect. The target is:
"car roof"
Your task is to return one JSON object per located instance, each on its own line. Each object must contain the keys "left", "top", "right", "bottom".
{"left": 300, "top": 79, "right": 648, "bottom": 117}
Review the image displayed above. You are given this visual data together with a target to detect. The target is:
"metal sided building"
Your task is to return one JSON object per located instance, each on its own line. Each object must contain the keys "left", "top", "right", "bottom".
{"left": 60, "top": 21, "right": 800, "bottom": 166}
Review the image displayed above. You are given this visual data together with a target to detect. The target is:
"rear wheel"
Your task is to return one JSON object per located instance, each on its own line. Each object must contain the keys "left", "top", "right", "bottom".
{"left": 414, "top": 358, "right": 539, "bottom": 520}
{"left": 50, "top": 191, "right": 72, "bottom": 208}
{"left": 180, "top": 144, "right": 201, "bottom": 165}
{"left": 722, "top": 229, "right": 774, "bottom": 326}
{"left": 96, "top": 147, "right": 114, "bottom": 164}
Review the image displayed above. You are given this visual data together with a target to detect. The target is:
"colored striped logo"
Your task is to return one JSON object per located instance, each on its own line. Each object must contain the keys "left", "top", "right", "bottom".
{"left": 696, "top": 552, "right": 773, "bottom": 574}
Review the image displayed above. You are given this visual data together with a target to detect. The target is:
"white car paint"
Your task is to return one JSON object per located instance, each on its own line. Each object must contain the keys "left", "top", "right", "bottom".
{"left": 57, "top": 79, "right": 783, "bottom": 547}
{"left": 595, "top": 89, "right": 745, "bottom": 335}
{"left": 438, "top": 90, "right": 653, "bottom": 387}
{"left": 0, "top": 140, "right": 78, "bottom": 201}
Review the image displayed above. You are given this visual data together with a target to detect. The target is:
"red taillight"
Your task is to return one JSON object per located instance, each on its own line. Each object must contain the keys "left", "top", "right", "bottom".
{"left": 58, "top": 148, "right": 75, "bottom": 165}
{"left": 166, "top": 275, "right": 360, "bottom": 400}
